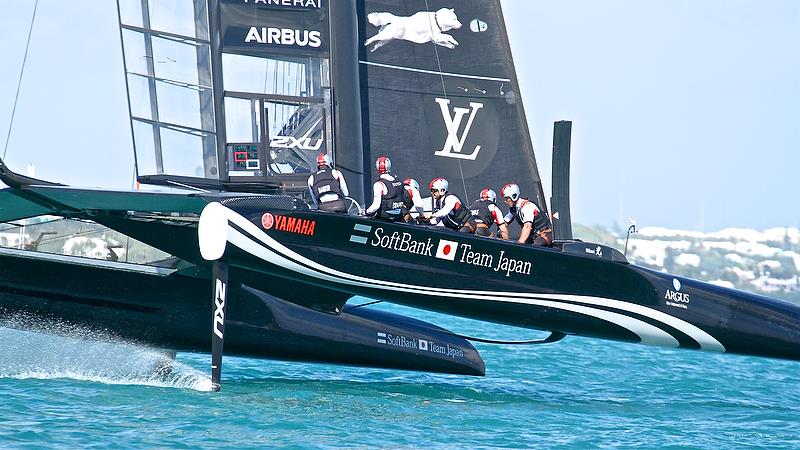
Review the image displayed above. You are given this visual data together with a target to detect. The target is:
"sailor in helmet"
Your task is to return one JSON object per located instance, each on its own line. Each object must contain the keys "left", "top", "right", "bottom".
{"left": 307, "top": 152, "right": 350, "bottom": 213}
{"left": 500, "top": 183, "right": 553, "bottom": 247}
{"left": 428, "top": 177, "right": 470, "bottom": 230}
{"left": 402, "top": 178, "right": 427, "bottom": 223}
{"left": 365, "top": 156, "right": 409, "bottom": 221}
{"left": 462, "top": 188, "right": 509, "bottom": 239}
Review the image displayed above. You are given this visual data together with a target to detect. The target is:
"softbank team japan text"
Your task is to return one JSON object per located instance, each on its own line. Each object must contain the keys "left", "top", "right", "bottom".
{"left": 369, "top": 228, "right": 532, "bottom": 277}
{"left": 370, "top": 228, "right": 434, "bottom": 256}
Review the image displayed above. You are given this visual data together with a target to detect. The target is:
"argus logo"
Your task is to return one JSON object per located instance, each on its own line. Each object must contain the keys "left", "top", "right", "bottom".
{"left": 665, "top": 278, "right": 689, "bottom": 307}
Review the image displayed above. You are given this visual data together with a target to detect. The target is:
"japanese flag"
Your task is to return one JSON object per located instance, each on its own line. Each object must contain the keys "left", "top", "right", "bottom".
{"left": 435, "top": 239, "right": 458, "bottom": 261}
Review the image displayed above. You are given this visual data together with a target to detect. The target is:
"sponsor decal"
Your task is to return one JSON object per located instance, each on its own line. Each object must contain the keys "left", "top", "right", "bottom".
{"left": 261, "top": 213, "right": 274, "bottom": 230}
{"left": 435, "top": 239, "right": 458, "bottom": 260}
{"left": 430, "top": 341, "right": 465, "bottom": 359}
{"left": 349, "top": 223, "right": 372, "bottom": 244}
{"left": 433, "top": 98, "right": 484, "bottom": 161}
{"left": 469, "top": 19, "right": 488, "bottom": 33}
{"left": 458, "top": 243, "right": 532, "bottom": 277}
{"left": 226, "top": 0, "right": 322, "bottom": 9}
{"left": 364, "top": 8, "right": 462, "bottom": 52}
{"left": 585, "top": 245, "right": 603, "bottom": 257}
{"left": 665, "top": 278, "right": 690, "bottom": 309}
{"left": 376, "top": 331, "right": 463, "bottom": 359}
{"left": 213, "top": 279, "right": 226, "bottom": 339}
{"left": 245, "top": 27, "right": 322, "bottom": 48}
{"left": 272, "top": 215, "right": 316, "bottom": 236}
{"left": 270, "top": 136, "right": 323, "bottom": 151}
{"left": 370, "top": 227, "right": 434, "bottom": 256}
{"left": 366, "top": 227, "right": 532, "bottom": 278}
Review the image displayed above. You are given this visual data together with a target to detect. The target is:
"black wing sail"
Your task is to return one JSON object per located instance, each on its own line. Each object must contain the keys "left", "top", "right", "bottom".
{"left": 357, "top": 0, "right": 547, "bottom": 211}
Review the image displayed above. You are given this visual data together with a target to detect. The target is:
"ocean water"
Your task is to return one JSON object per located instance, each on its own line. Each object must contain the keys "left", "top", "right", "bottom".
{"left": 1, "top": 302, "right": 799, "bottom": 449}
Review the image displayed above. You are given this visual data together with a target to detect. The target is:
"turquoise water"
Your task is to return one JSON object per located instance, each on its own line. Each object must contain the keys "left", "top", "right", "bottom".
{"left": 2, "top": 302, "right": 799, "bottom": 449}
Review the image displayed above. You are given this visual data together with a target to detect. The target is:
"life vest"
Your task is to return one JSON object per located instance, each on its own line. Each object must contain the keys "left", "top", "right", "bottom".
{"left": 512, "top": 199, "right": 552, "bottom": 235}
{"left": 378, "top": 176, "right": 408, "bottom": 220}
{"left": 439, "top": 193, "right": 469, "bottom": 230}
{"left": 311, "top": 168, "right": 343, "bottom": 200}
{"left": 468, "top": 199, "right": 494, "bottom": 225}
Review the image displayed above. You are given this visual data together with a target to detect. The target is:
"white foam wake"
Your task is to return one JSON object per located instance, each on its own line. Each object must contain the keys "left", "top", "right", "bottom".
{"left": 0, "top": 321, "right": 211, "bottom": 391}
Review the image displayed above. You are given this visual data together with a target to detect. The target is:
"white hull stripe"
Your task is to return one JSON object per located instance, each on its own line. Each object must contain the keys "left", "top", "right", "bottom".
{"left": 199, "top": 203, "right": 725, "bottom": 352}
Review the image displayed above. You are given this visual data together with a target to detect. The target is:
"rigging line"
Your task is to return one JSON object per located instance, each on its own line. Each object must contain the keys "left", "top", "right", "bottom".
{"left": 342, "top": 299, "right": 383, "bottom": 310}
{"left": 3, "top": 0, "right": 39, "bottom": 160}
{"left": 163, "top": 179, "right": 211, "bottom": 192}
{"left": 423, "top": 0, "right": 468, "bottom": 202}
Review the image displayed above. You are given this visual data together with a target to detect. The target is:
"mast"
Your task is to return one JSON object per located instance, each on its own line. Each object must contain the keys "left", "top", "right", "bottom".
{"left": 551, "top": 120, "right": 573, "bottom": 240}
{"left": 328, "top": 0, "right": 365, "bottom": 204}
{"left": 208, "top": 0, "right": 227, "bottom": 182}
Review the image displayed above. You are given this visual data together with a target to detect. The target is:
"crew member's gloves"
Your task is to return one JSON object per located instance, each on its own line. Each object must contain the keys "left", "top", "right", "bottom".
{"left": 429, "top": 217, "right": 438, "bottom": 226}
{"left": 416, "top": 216, "right": 430, "bottom": 225}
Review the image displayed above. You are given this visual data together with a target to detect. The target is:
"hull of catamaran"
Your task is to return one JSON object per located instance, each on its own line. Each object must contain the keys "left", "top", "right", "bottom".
{"left": 189, "top": 200, "right": 800, "bottom": 362}
{"left": 0, "top": 244, "right": 485, "bottom": 376}
{"left": 3, "top": 178, "right": 800, "bottom": 365}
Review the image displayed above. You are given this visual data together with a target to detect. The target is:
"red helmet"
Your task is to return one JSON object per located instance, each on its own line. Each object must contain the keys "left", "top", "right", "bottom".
{"left": 316, "top": 153, "right": 331, "bottom": 167}
{"left": 375, "top": 155, "right": 392, "bottom": 174}
{"left": 479, "top": 188, "right": 497, "bottom": 203}
{"left": 403, "top": 178, "right": 420, "bottom": 191}
{"left": 429, "top": 177, "right": 448, "bottom": 194}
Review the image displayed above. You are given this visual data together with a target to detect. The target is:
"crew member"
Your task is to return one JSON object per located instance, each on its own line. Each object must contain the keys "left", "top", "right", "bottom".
{"left": 500, "top": 183, "right": 553, "bottom": 247}
{"left": 462, "top": 188, "right": 509, "bottom": 238}
{"left": 365, "top": 156, "right": 409, "bottom": 221}
{"left": 307, "top": 153, "right": 349, "bottom": 213}
{"left": 403, "top": 178, "right": 427, "bottom": 223}
{"left": 429, "top": 178, "right": 470, "bottom": 230}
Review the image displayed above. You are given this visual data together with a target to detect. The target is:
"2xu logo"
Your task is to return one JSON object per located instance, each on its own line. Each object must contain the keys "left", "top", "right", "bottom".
{"left": 213, "top": 279, "right": 226, "bottom": 339}
{"left": 245, "top": 27, "right": 322, "bottom": 48}
{"left": 270, "top": 136, "right": 323, "bottom": 150}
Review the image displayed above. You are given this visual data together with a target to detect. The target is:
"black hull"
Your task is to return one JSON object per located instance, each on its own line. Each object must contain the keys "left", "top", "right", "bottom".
{"left": 189, "top": 201, "right": 800, "bottom": 362}
{"left": 0, "top": 248, "right": 484, "bottom": 376}
{"left": 3, "top": 177, "right": 800, "bottom": 367}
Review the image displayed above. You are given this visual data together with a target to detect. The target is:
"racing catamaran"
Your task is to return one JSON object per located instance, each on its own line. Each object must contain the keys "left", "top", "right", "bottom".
{"left": 2, "top": 0, "right": 799, "bottom": 390}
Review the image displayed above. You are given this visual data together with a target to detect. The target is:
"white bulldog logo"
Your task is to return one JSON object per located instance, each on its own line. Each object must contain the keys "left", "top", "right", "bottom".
{"left": 364, "top": 8, "right": 462, "bottom": 52}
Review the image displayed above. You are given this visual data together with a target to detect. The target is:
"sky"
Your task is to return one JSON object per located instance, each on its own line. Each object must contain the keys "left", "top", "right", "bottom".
{"left": 0, "top": 1, "right": 798, "bottom": 232}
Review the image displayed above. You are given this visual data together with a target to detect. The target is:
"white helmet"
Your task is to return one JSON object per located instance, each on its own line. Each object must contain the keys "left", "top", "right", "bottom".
{"left": 429, "top": 177, "right": 448, "bottom": 194}
{"left": 479, "top": 188, "right": 497, "bottom": 203}
{"left": 403, "top": 178, "right": 420, "bottom": 191}
{"left": 316, "top": 153, "right": 331, "bottom": 167}
{"left": 375, "top": 155, "right": 392, "bottom": 174}
{"left": 501, "top": 183, "right": 521, "bottom": 202}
